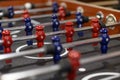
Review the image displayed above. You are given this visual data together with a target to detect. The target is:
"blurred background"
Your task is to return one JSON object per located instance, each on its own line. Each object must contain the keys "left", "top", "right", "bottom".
{"left": 77, "top": 0, "right": 120, "bottom": 10}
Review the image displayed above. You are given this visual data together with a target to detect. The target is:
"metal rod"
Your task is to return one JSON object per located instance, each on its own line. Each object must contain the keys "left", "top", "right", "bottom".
{"left": 3, "top": 17, "right": 107, "bottom": 31}
{"left": 12, "top": 35, "right": 36, "bottom": 42}
{"left": 1, "top": 20, "right": 120, "bottom": 45}
{"left": 1, "top": 50, "right": 120, "bottom": 80}
{"left": 80, "top": 50, "right": 120, "bottom": 64}
{"left": 0, "top": 2, "right": 52, "bottom": 10}
{"left": 0, "top": 46, "right": 46, "bottom": 61}
{"left": 0, "top": 11, "right": 76, "bottom": 23}
{"left": 3, "top": 24, "right": 119, "bottom": 44}
{"left": 0, "top": 33, "right": 120, "bottom": 61}
{"left": 63, "top": 34, "right": 120, "bottom": 48}
{"left": 3, "top": 13, "right": 119, "bottom": 31}
{"left": 0, "top": 2, "right": 53, "bottom": 17}
{"left": 1, "top": 65, "right": 61, "bottom": 80}
{"left": 62, "top": 37, "right": 102, "bottom": 48}
{"left": 14, "top": 7, "right": 52, "bottom": 14}
{"left": 4, "top": 19, "right": 76, "bottom": 31}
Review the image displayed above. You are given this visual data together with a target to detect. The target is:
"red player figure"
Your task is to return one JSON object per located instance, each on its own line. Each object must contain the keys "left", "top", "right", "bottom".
{"left": 36, "top": 25, "right": 46, "bottom": 57}
{"left": 65, "top": 22, "right": 75, "bottom": 51}
{"left": 23, "top": 9, "right": 30, "bottom": 19}
{"left": 67, "top": 50, "right": 81, "bottom": 80}
{"left": 91, "top": 18, "right": 100, "bottom": 46}
{"left": 59, "top": 6, "right": 66, "bottom": 30}
{"left": 2, "top": 30, "right": 13, "bottom": 64}
{"left": 59, "top": 6, "right": 65, "bottom": 21}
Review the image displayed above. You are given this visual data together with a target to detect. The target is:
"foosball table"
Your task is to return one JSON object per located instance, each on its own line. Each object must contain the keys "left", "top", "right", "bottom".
{"left": 0, "top": 0, "right": 119, "bottom": 80}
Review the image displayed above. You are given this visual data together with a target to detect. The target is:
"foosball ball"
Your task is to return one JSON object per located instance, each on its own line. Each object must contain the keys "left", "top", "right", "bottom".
{"left": 0, "top": 0, "right": 120, "bottom": 80}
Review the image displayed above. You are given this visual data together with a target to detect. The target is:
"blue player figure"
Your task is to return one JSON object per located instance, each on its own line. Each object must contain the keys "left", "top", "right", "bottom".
{"left": 76, "top": 12, "right": 84, "bottom": 37}
{"left": 24, "top": 17, "right": 31, "bottom": 24}
{"left": 0, "top": 23, "right": 3, "bottom": 50}
{"left": 100, "top": 28, "right": 110, "bottom": 54}
{"left": 52, "top": 36, "right": 63, "bottom": 64}
{"left": 8, "top": 6, "right": 14, "bottom": 27}
{"left": 24, "top": 17, "right": 33, "bottom": 46}
{"left": 52, "top": 2, "right": 59, "bottom": 13}
{"left": 52, "top": 14, "right": 60, "bottom": 32}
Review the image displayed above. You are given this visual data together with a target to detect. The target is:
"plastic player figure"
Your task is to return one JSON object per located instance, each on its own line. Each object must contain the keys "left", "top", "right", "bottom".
{"left": 23, "top": 10, "right": 33, "bottom": 46}
{"left": 24, "top": 17, "right": 31, "bottom": 23}
{"left": 8, "top": 6, "right": 14, "bottom": 27}
{"left": 23, "top": 9, "right": 30, "bottom": 18}
{"left": 2, "top": 30, "right": 13, "bottom": 67}
{"left": 36, "top": 25, "right": 46, "bottom": 57}
{"left": 100, "top": 28, "right": 110, "bottom": 54}
{"left": 52, "top": 36, "right": 63, "bottom": 64}
{"left": 59, "top": 7, "right": 66, "bottom": 30}
{"left": 24, "top": 22, "right": 33, "bottom": 46}
{"left": 52, "top": 2, "right": 59, "bottom": 13}
{"left": 24, "top": 16, "right": 33, "bottom": 46}
{"left": 76, "top": 12, "right": 84, "bottom": 37}
{"left": 0, "top": 23, "right": 3, "bottom": 50}
{"left": 52, "top": 14, "right": 60, "bottom": 32}
{"left": 91, "top": 18, "right": 101, "bottom": 46}
{"left": 59, "top": 6, "right": 65, "bottom": 20}
{"left": 8, "top": 6, "right": 14, "bottom": 18}
{"left": 65, "top": 22, "right": 74, "bottom": 51}
{"left": 67, "top": 50, "right": 81, "bottom": 80}
{"left": 52, "top": 14, "right": 58, "bottom": 19}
